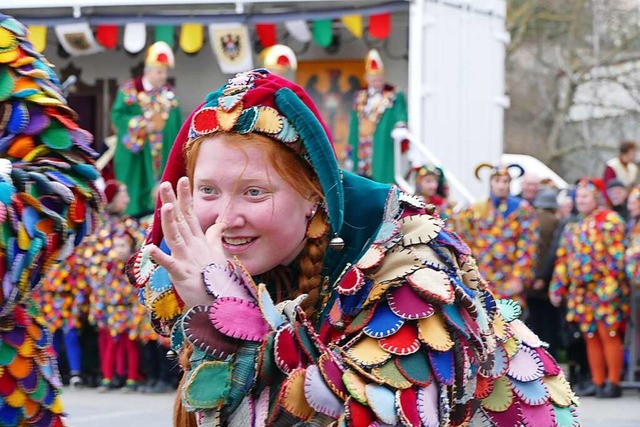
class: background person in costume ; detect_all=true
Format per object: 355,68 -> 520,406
603,140 -> 638,187
348,49 -> 408,184
259,44 -> 297,80
111,41 -> 182,218
127,69 -> 578,426
408,163 -> 453,222
0,14 -> 101,425
456,163 -> 539,303
550,178 -> 629,398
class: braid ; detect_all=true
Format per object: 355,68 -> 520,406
296,212 -> 329,319
174,344 -> 197,427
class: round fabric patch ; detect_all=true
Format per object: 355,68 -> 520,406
40,123 -> 71,150
372,359 -> 412,389
337,266 -> 365,296
303,365 -> 343,418
407,268 -> 454,304
428,349 -> 454,386
345,398 -> 376,427
346,336 -> 390,368
387,283 -> 435,320
183,360 -> 232,409
363,301 -> 405,339
395,351 -> 432,386
543,374 -> 575,408
417,383 -> 439,427
519,400 -> 555,426
510,319 -> 544,348
343,369 -> 368,404
318,352 -> 348,400
552,405 -> 580,427
274,325 -> 303,374
535,347 -> 561,376
496,299 -> 522,323
150,290 -> 181,321
149,266 -> 172,293
417,313 -> 453,351
183,305 -> 239,359
209,296 -> 268,342
379,323 -> 420,355
481,376 -> 513,412
400,214 -> 442,246
356,245 -> 385,271
510,377 -> 549,406
506,346 -> 544,382
191,107 -> 219,136
398,387 -> 421,427
280,368 -> 314,420
254,106 -> 283,134
364,383 -> 398,425
374,220 -> 401,246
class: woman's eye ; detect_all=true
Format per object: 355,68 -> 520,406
247,188 -> 263,197
199,186 -> 214,195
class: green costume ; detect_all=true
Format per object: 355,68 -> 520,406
111,77 -> 181,217
348,85 -> 407,184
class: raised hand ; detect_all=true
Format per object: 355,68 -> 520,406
148,177 -> 227,307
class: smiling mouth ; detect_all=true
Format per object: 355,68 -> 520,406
222,237 -> 256,246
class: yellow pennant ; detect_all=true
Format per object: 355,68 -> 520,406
180,23 -> 204,54
341,15 -> 363,38
28,25 -> 47,53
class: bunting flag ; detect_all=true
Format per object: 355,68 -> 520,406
96,24 -> 118,49
255,23 -> 277,48
27,25 -> 46,52
284,20 -> 311,43
123,22 -> 146,54
180,23 -> 204,54
341,15 -> 363,38
54,22 -> 103,56
369,13 -> 391,39
208,23 -> 253,74
155,25 -> 175,48
312,19 -> 333,47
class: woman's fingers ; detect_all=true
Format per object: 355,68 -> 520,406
176,177 -> 203,237
148,244 -> 183,280
160,203 -> 188,258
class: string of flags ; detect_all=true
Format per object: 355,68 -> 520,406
26,13 -> 392,68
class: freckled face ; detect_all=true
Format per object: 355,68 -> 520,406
192,135 -> 315,275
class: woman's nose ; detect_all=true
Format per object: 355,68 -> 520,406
216,201 -> 245,228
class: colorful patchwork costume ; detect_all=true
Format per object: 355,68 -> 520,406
129,70 -> 579,426
110,42 -> 181,217
456,164 -> 539,303
0,15 -> 100,425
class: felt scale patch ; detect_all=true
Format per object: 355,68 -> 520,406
481,376 -> 513,412
417,313 -> 453,351
149,265 -> 172,293
274,325 -> 304,374
519,400 -> 556,427
345,398 -> 376,427
149,290 -> 181,321
318,353 -> 348,400
397,387 -> 421,427
356,244 -> 385,271
337,266 -> 365,295
209,296 -> 269,341
362,301 -> 405,339
503,336 -> 520,358
183,305 -> 238,359
257,283 -> 284,331
379,323 -> 420,355
202,263 -> 251,300
346,336 -> 391,368
552,405 -> 580,427
543,374 -> 576,408
372,246 -> 421,284
387,283 -> 435,320
428,349 -> 454,386
371,359 -> 412,389
474,374 -> 494,400
280,368 -> 314,420
303,365 -> 343,418
484,401 -> 521,425
183,360 -> 232,409
407,268 -> 454,304
373,220 -> 401,247
343,369 -> 368,404
400,214 -> 442,246
399,192 -> 427,209
306,212 -> 329,239
535,347 -> 561,376
510,319 -> 544,348
417,383 -> 439,427
364,383 -> 398,425
506,346 -> 544,382
495,299 -> 522,323
509,377 -> 549,406
344,302 -> 377,335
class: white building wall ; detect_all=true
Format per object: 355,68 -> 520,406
409,0 -> 508,202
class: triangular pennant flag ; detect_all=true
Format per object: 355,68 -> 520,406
54,22 -> 103,56
155,25 -> 175,48
208,23 -> 253,74
284,20 -> 311,43
123,22 -> 147,54
96,25 -> 118,49
255,23 -> 277,48
369,13 -> 391,40
180,23 -> 204,54
27,25 -> 47,53
341,15 -> 363,38
312,20 -> 333,47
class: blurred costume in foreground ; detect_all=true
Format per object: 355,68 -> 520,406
129,70 -> 578,426
457,163 -> 539,303
111,41 -> 181,217
0,15 -> 100,425
348,49 -> 407,184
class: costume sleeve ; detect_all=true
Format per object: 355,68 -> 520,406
111,88 -> 147,153
596,212 -> 626,302
625,231 -> 640,285
393,91 -> 408,127
603,165 -> 616,185
511,206 -> 539,285
144,191 -> 577,425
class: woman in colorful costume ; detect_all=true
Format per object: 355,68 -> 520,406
129,70 -> 578,426
409,164 -> 452,221
550,178 -> 629,398
0,15 -> 100,425
456,163 -> 539,304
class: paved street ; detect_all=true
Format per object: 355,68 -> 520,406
60,386 -> 640,427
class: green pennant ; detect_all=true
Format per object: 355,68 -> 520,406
312,19 -> 333,47
155,25 -> 175,48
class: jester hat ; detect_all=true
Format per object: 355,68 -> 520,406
365,49 -> 384,75
474,162 -> 525,182
0,14 -> 101,316
147,69 -> 343,246
145,41 -> 175,68
260,44 -> 297,73
575,177 -> 610,207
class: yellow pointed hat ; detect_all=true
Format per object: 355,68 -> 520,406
145,41 -> 175,68
260,44 -> 297,72
365,49 -> 384,75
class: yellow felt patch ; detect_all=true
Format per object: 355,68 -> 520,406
543,373 -> 576,407
417,313 -> 453,351
306,212 -> 329,239
503,336 -> 520,358
255,106 -> 283,134
281,368 -> 315,420
217,102 -> 243,131
6,388 -> 26,408
51,395 -> 64,414
346,336 -> 391,367
492,314 -> 507,341
482,376 -> 513,412
151,290 -> 181,321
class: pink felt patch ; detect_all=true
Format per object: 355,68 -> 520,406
507,346 -> 544,382
485,402 -> 521,425
388,284 -> 435,320
209,297 -> 269,341
417,383 -> 439,427
318,353 -> 348,400
519,400 -> 556,427
535,347 -> 561,376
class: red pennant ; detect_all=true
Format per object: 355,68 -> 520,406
369,13 -> 391,39
96,25 -> 118,49
255,23 -> 277,48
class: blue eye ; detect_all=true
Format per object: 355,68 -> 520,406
199,186 -> 214,195
247,188 -> 263,197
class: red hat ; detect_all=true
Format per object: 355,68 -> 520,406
103,179 -> 122,204
576,177 -> 610,206
148,69 -> 343,246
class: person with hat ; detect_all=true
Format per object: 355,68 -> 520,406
348,49 -> 408,184
0,14 -> 101,424
409,164 -> 453,222
127,69 -> 577,425
259,44 -> 297,80
550,178 -> 629,398
603,140 -> 638,187
606,178 -> 630,221
456,163 -> 539,304
111,41 -> 182,218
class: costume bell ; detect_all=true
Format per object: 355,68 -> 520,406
111,41 -> 182,217
456,163 -> 539,302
